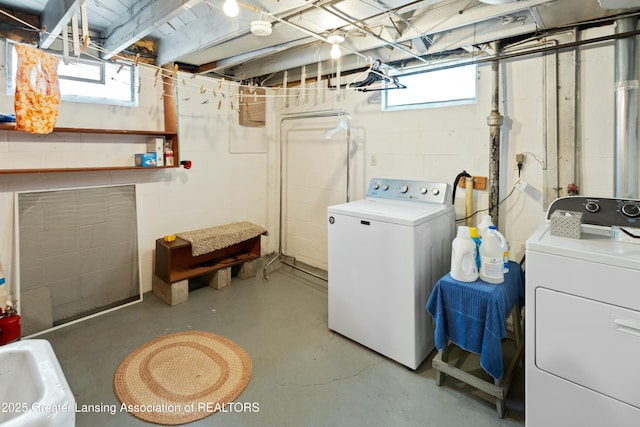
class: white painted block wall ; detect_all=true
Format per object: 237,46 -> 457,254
0,59 -> 269,297
269,25 -> 619,269
0,23 -> 624,303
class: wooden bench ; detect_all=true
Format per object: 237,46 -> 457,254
152,225 -> 264,306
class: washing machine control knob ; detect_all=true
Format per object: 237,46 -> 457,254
382,184 -> 389,191
621,202 -> 640,218
584,201 -> 600,213
372,183 -> 380,190
420,187 -> 428,194
400,184 -> 409,193
432,188 -> 440,196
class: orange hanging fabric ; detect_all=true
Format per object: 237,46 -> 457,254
14,45 -> 60,134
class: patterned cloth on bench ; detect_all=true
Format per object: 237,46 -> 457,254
176,221 -> 267,257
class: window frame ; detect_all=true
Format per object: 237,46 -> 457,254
382,62 -> 478,112
6,41 -> 138,107
57,57 -> 106,84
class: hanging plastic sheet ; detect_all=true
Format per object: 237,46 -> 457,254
14,45 -> 60,134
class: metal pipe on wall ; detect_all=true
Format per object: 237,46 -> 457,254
487,41 -> 504,226
263,110 -> 352,281
614,17 -> 640,199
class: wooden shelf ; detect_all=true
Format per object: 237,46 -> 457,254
155,236 -> 261,284
0,123 -> 175,136
0,70 -> 179,174
0,165 -> 178,174
170,254 -> 259,283
0,125 -> 179,174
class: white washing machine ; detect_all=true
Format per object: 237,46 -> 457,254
327,178 -> 455,370
525,196 -> 640,427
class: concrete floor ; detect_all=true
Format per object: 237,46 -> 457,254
39,263 -> 525,427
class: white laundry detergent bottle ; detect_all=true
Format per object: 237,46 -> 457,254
479,225 -> 506,284
477,215 -> 494,239
450,226 -> 479,282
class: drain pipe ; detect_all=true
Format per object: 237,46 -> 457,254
487,41 -> 504,226
614,17 -> 639,199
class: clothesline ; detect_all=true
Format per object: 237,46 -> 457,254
0,6 -> 379,108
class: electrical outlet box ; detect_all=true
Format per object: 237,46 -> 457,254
457,176 -> 487,190
516,153 -> 525,163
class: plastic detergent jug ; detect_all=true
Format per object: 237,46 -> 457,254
477,215 -> 494,239
469,226 -> 482,271
450,226 -> 479,282
480,225 -> 506,284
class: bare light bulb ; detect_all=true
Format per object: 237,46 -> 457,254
223,0 -> 239,17
330,43 -> 341,59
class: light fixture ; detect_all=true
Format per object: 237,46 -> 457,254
223,0 -> 239,17
327,33 -> 345,60
251,20 -> 272,36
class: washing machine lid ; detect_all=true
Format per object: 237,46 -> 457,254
328,198 -> 452,226
526,223 -> 640,271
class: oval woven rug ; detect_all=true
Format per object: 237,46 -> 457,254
114,330 -> 252,425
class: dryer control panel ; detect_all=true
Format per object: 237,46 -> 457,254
546,196 -> 640,227
367,178 -> 451,206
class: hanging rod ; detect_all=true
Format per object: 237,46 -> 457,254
263,109 -> 352,281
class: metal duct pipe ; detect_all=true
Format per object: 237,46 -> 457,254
614,17 -> 640,199
488,41 -> 503,226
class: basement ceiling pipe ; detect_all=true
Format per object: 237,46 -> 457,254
488,41 -> 504,226
615,17 -> 640,199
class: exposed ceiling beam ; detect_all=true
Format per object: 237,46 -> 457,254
181,0 -> 556,79
0,7 -> 40,45
403,0 -> 556,45
156,0 -> 319,66
156,12 -> 248,66
101,0 -> 202,59
231,14 -> 541,79
205,38 -> 318,74
39,0 -> 86,48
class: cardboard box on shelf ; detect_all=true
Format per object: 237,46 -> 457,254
146,137 -> 164,166
135,153 -> 157,167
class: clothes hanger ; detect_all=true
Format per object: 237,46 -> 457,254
346,59 -> 407,92
356,75 -> 407,92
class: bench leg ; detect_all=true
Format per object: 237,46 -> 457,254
152,275 -> 188,306
202,267 -> 231,290
237,259 -> 257,279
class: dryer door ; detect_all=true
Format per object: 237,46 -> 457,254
536,287 -> 640,409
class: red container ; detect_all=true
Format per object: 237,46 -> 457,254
0,314 -> 20,345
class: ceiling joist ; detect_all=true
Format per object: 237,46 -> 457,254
39,0 -> 86,48
101,0 -> 202,59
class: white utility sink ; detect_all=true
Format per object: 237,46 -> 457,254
0,339 -> 75,426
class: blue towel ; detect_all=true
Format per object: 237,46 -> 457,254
426,261 -> 524,379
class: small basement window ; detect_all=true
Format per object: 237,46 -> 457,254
383,63 -> 477,111
6,41 -> 138,107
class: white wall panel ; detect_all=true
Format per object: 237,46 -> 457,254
274,25 -> 618,265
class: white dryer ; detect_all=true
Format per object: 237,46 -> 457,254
327,178 -> 455,370
525,196 -> 640,427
